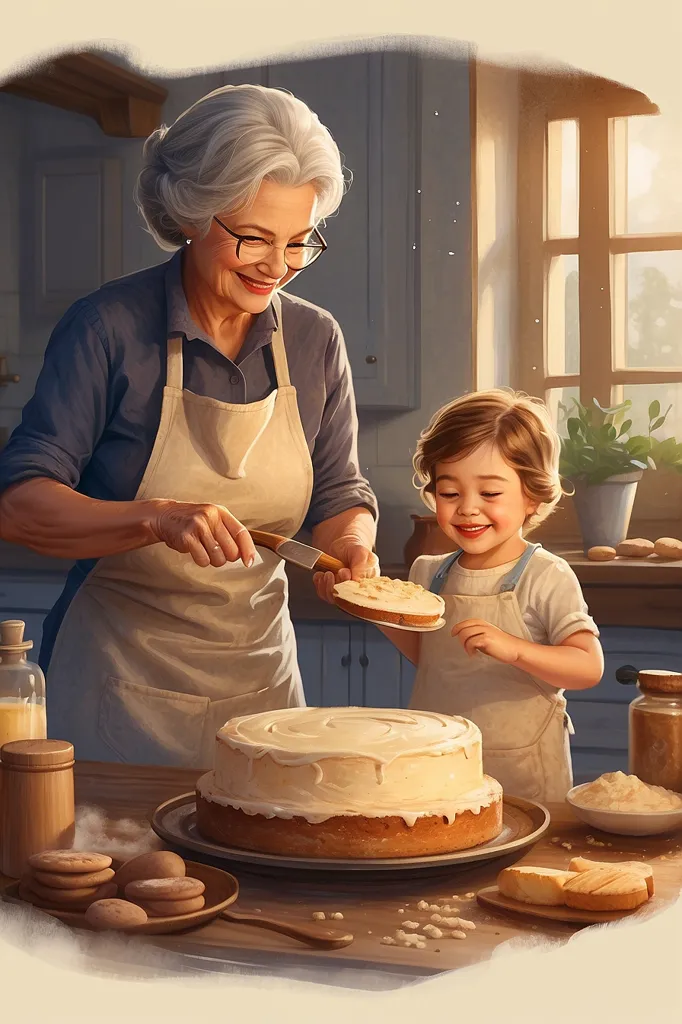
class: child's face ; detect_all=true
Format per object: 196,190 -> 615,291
433,443 -> 538,557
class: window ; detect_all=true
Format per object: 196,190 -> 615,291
516,75 -> 682,442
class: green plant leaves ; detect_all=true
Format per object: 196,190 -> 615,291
559,395 -> 681,483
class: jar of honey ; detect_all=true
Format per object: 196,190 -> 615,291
0,619 -> 47,750
618,667 -> 682,793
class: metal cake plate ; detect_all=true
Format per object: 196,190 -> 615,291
151,793 -> 550,876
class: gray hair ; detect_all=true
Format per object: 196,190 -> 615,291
134,84 -> 348,251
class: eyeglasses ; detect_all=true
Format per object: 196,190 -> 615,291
213,217 -> 327,270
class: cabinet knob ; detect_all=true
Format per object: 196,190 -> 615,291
359,654 -> 369,668
365,355 -> 377,364
341,654 -> 351,668
615,664 -> 639,685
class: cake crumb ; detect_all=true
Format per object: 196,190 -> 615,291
430,913 -> 442,923
450,894 -> 460,900
402,920 -> 420,930
330,912 -> 344,920
457,918 -> 476,931
464,892 -> 475,899
381,936 -> 396,945
449,929 -> 467,939
367,930 -> 372,934
561,842 -> 572,850
312,912 -> 325,920
423,924 -> 443,939
440,916 -> 460,928
397,908 -> 405,914
417,900 -> 429,910
550,836 -> 561,844
428,903 -> 441,911
396,929 -> 426,948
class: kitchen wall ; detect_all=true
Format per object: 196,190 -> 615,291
0,53 -> 477,564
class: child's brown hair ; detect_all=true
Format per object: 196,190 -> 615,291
412,389 -> 566,531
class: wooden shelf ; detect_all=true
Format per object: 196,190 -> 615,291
0,52 -> 168,137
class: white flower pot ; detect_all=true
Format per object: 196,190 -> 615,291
571,470 -> 643,553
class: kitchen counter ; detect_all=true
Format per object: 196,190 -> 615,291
1,761 -> 680,979
1,540 -> 681,628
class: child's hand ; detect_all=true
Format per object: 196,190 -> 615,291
451,619 -> 521,664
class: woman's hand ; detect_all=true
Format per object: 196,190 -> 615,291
313,537 -> 380,605
150,499 -> 257,568
451,619 -> 521,664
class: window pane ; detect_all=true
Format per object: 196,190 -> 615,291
613,251 -> 682,369
547,120 -> 579,238
612,115 -> 682,235
619,383 -> 682,440
547,254 -> 580,374
546,386 -> 581,439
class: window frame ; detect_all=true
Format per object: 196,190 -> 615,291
515,71 -> 682,416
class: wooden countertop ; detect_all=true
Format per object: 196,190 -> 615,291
1,540 -> 681,628
2,762 -> 680,978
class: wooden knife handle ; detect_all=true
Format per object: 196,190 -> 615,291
221,908 -> 353,949
313,552 -> 346,573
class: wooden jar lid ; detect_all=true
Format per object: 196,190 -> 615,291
0,739 -> 74,767
638,670 -> 682,695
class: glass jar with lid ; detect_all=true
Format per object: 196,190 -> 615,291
617,665 -> 682,793
0,619 -> 47,754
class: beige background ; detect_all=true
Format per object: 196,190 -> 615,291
0,1 -> 681,1019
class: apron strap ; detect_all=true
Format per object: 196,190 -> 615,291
166,335 -> 184,390
428,550 -> 463,595
427,541 -> 542,595
270,291 -> 292,388
499,542 -> 542,592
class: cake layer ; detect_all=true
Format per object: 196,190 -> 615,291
195,782 -> 504,858
333,577 -> 445,618
209,707 -> 489,826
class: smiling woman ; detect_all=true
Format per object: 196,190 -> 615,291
0,84 -> 379,769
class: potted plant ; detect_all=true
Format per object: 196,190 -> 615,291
558,397 -> 682,552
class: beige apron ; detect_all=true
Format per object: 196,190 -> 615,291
46,291 -> 313,768
409,543 -> 574,803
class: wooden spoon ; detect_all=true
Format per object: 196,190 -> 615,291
221,908 -> 353,949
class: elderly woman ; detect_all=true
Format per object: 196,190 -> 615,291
0,84 -> 379,768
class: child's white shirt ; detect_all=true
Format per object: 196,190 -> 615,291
408,545 -> 599,645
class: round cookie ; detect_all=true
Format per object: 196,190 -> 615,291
23,881 -> 117,910
27,877 -> 112,904
85,899 -> 149,930
27,850 -> 112,874
615,538 -> 654,558
654,537 -> 682,560
124,876 -> 205,902
139,894 -> 206,917
587,546 -> 617,561
113,850 -> 186,890
33,867 -> 115,890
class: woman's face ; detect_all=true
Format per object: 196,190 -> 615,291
184,180 -> 319,315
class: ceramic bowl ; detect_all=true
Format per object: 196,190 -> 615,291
566,783 -> 682,836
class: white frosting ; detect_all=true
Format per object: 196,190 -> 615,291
202,707 -> 500,826
333,577 -> 445,618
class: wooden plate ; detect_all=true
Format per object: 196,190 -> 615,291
476,885 -> 657,925
3,860 -> 239,935
151,793 -> 550,875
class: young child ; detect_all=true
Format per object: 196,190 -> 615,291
383,389 -> 603,803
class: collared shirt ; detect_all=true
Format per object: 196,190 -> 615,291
0,249 -> 378,668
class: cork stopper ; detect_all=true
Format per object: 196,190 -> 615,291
0,739 -> 74,768
638,669 -> 682,695
0,620 -> 33,654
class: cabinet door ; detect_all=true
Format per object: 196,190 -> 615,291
293,622 -> 353,706
356,626 -> 417,708
266,53 -> 418,409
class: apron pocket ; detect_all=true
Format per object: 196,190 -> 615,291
483,744 -> 546,802
98,677 -> 209,768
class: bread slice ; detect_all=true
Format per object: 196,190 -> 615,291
563,868 -> 649,912
497,865 -> 578,906
568,856 -> 655,897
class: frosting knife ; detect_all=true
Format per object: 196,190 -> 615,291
249,530 -> 345,573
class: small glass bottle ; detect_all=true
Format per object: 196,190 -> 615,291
618,666 -> 682,792
0,619 -> 47,753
